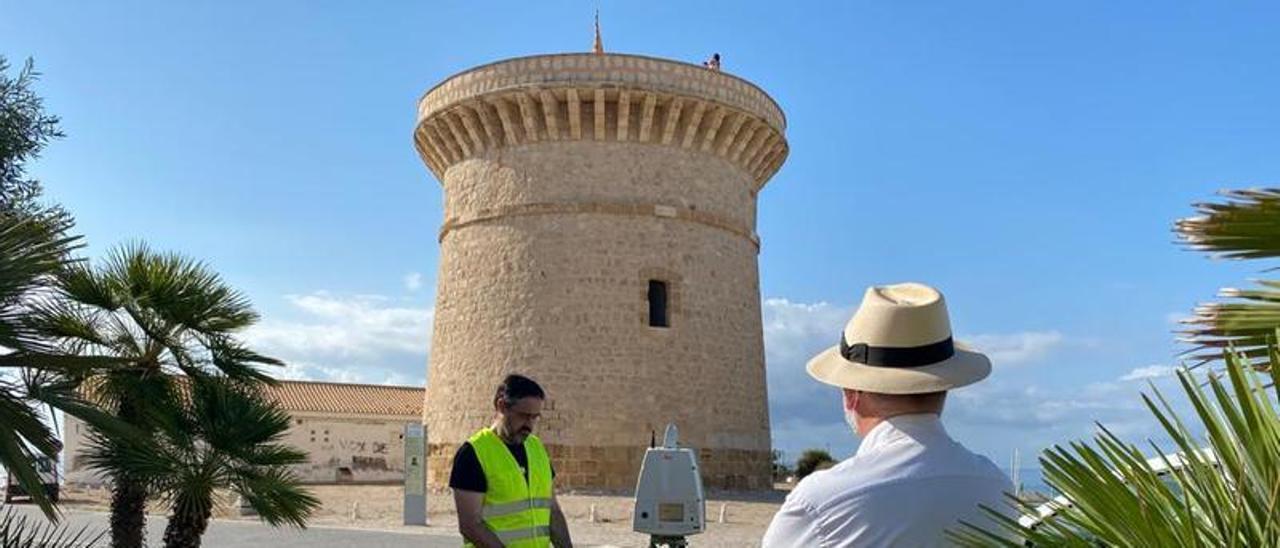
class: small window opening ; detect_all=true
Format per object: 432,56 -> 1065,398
648,280 -> 669,328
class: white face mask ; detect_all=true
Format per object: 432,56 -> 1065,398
844,389 -> 865,437
844,406 -> 861,438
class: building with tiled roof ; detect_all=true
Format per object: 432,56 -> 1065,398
264,379 -> 424,417
63,379 -> 426,485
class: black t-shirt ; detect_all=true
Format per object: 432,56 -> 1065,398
448,441 -> 555,493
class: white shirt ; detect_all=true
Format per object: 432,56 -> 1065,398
762,414 -> 1014,548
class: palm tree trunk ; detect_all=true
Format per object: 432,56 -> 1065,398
109,477 -> 147,548
109,395 -> 147,548
162,499 -> 212,548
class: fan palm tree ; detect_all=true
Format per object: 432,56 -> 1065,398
950,344 -> 1280,546
1176,188 -> 1280,369
85,374 -> 317,548
26,243 -> 283,548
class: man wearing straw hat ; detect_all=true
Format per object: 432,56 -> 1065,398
762,283 -> 1013,547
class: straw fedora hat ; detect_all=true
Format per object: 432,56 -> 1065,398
806,282 -> 991,394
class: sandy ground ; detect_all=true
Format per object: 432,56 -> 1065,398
59,484 -> 788,547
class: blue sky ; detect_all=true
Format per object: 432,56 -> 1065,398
5,2 -> 1279,469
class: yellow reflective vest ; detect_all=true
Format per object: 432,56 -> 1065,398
464,427 -> 553,548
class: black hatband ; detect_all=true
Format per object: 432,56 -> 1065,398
839,335 -> 955,368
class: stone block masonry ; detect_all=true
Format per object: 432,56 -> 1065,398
416,53 -> 788,491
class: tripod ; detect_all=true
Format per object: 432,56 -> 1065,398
648,535 -> 688,548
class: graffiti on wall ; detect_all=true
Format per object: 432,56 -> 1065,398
289,419 -> 408,482
352,456 -> 389,470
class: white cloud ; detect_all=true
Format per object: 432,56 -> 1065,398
403,272 -> 424,292
943,376 -> 1182,465
962,331 -> 1064,366
1120,365 -> 1176,382
276,360 -> 421,386
950,381 -> 1145,431
244,292 -> 431,386
761,298 -> 850,369
761,298 -> 853,424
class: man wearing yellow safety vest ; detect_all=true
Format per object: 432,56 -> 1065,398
451,374 -> 573,547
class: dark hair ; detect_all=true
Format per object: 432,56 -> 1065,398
495,374 -> 545,406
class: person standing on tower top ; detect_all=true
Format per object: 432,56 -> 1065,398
703,53 -> 721,70
451,374 -> 573,547
762,283 -> 1014,547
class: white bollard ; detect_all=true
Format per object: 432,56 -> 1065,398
351,501 -> 359,521
589,504 -> 597,523
718,503 -> 727,524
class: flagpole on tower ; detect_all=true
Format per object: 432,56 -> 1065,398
593,10 -> 605,54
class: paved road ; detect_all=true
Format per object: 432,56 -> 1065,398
4,505 -> 461,547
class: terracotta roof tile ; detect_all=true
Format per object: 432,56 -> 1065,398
265,380 -> 424,417
81,377 -> 424,418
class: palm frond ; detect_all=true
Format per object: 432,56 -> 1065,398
0,390 -> 57,516
242,444 -> 309,468
1177,188 -> 1280,370
234,466 -> 319,528
0,213 -> 79,353
0,507 -> 103,548
1179,286 -> 1280,369
188,376 -> 292,450
205,337 -> 282,384
1176,188 -> 1280,261
0,352 -> 127,373
54,262 -> 120,312
951,344 -> 1280,546
180,376 -> 316,528
25,378 -> 147,445
102,243 -> 259,337
21,297 -> 123,358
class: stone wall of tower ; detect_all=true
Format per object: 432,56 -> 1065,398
417,54 -> 788,491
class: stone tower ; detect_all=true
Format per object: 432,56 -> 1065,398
414,53 -> 788,490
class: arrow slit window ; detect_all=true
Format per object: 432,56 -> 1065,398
648,280 -> 669,328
